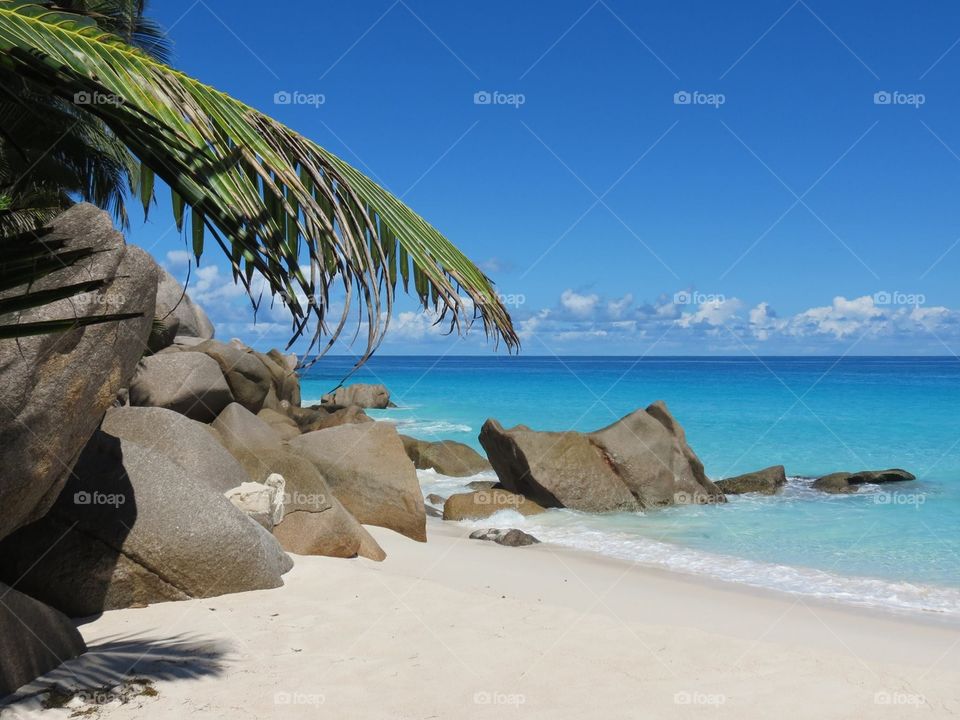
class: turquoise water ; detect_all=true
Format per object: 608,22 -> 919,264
302,356 -> 960,615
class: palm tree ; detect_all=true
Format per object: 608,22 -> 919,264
0,1 -> 518,358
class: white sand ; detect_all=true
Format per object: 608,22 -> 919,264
4,519 -> 960,719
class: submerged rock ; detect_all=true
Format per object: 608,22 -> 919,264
479,401 -> 723,512
469,528 -> 540,547
400,435 -> 492,476
442,490 -> 546,521
716,465 -> 787,495
812,468 -> 915,494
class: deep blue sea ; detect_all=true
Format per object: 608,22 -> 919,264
301,356 -> 960,616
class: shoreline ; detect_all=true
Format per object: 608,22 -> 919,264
5,521 -> 959,718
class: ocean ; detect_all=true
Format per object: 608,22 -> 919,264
301,356 -> 960,617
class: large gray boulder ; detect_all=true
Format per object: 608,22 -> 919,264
234,449 -> 385,560
479,402 -> 724,512
156,266 -> 214,339
186,339 -> 274,413
401,435 -> 492,476
212,402 -> 284,456
301,404 -> 372,432
128,352 -> 234,422
322,383 -> 391,409
716,465 -> 787,495
0,582 -> 86,697
258,349 -> 301,407
0,431 -> 292,617
101,406 -> 251,492
288,423 -> 425,541
0,204 -> 156,542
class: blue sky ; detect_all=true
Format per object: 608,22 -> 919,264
129,0 -> 960,355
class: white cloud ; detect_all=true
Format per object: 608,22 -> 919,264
677,298 -> 743,328
560,289 -> 599,317
607,293 -> 634,318
165,250 -> 192,270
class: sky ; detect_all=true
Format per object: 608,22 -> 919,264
128,0 -> 960,356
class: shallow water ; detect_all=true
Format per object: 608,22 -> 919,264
302,356 -> 960,615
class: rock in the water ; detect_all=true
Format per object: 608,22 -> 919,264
467,480 -> 498,491
400,435 -> 492,476
812,473 -> 858,494
716,465 -> 787,495
812,468 -> 915,494
225,475 -> 285,529
301,404 -> 372,432
469,528 -> 540,547
0,431 -> 292,617
322,383 -> 391,409
155,266 -> 214,339
235,449 -> 385,561
0,582 -> 86,697
479,401 -> 723,512
442,490 -> 546,521
212,402 -> 284,456
0,204 -> 156,541
426,493 -> 446,506
101,406 -> 251,493
288,423 -> 425,541
185,339 -> 274,413
128,352 -> 233,422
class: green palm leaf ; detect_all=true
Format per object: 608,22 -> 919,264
0,0 -> 519,362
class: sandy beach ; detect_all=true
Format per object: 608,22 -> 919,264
4,519 -> 958,719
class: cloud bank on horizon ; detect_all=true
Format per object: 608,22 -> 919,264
164,251 -> 958,356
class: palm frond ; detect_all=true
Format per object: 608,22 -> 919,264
0,1 -> 518,362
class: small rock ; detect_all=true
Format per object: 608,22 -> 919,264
469,528 -> 540,547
